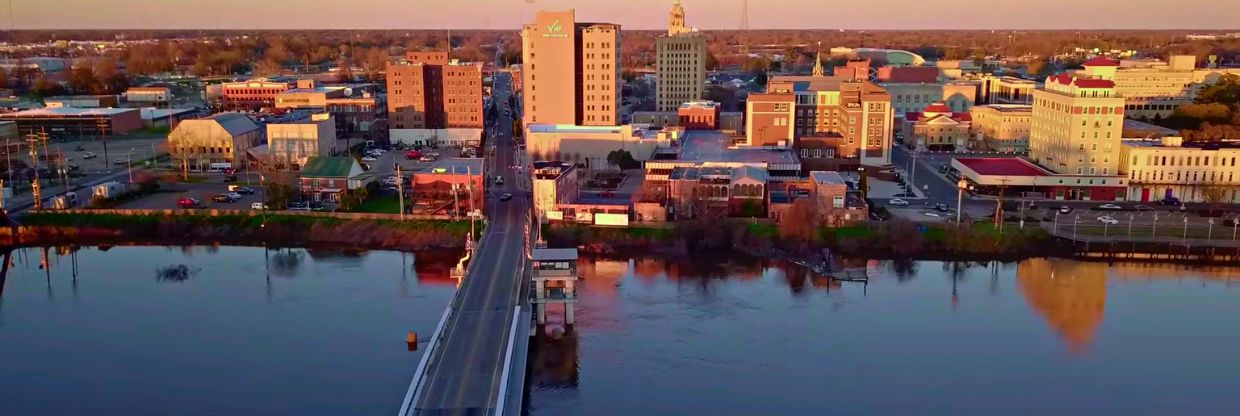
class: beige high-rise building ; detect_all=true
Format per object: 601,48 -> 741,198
1029,74 -> 1125,177
521,10 -> 621,127
970,104 -> 1032,152
656,0 -> 706,112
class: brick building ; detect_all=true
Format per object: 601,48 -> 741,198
386,51 -> 484,130
521,10 -> 622,126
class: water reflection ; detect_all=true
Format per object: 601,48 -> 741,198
531,255 -> 1240,416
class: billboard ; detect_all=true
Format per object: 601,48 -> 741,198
593,213 -> 629,227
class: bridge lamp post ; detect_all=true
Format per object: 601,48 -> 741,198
1128,214 -> 1134,237
1103,218 -> 1110,237
1182,217 -> 1189,243
1233,215 -> 1238,243
1053,211 -> 1059,235
1207,218 -> 1214,241
1152,213 -> 1158,238
956,178 -> 967,225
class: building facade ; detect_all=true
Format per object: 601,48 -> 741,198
0,107 -> 142,138
1119,136 -> 1240,203
125,86 -> 172,106
521,10 -> 621,126
219,78 -> 295,111
655,0 -> 706,112
751,74 -> 894,166
166,113 -> 262,170
385,51 -> 484,130
970,104 -> 1032,152
904,102 -> 971,151
532,161 -> 580,219
1029,74 -> 1125,177
267,113 -> 337,170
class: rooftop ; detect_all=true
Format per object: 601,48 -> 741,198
199,112 -> 261,136
139,107 -> 196,120
422,157 -> 484,175
300,156 -> 357,178
531,248 -> 579,262
1122,119 -> 1179,137
810,170 -> 847,185
2,106 -> 137,117
975,104 -> 1033,112
677,130 -> 800,165
954,157 -> 1051,177
679,100 -> 720,110
527,123 -> 629,134
1083,57 -> 1121,67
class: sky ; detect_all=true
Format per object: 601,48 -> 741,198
9,0 -> 1240,30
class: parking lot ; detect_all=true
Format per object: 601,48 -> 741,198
114,183 -> 267,210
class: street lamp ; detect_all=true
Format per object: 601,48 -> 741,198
1128,214 -> 1134,238
1073,214 -> 1080,239
126,148 -> 134,184
1152,212 -> 1159,238
956,178 -> 968,225
1182,216 -> 1189,243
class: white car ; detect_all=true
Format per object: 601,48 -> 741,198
1097,216 -> 1119,225
251,202 -> 269,210
226,192 -> 243,200
1098,203 -> 1122,210
362,156 -> 377,162
888,198 -> 910,206
382,176 -> 400,185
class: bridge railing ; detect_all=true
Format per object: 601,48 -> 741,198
396,289 -> 458,416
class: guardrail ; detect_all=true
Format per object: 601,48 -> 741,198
494,306 -> 522,416
396,298 -> 455,416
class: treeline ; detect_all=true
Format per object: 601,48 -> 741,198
1162,74 -> 1240,140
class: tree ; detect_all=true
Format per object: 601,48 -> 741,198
0,66 -> 9,89
1195,73 -> 1240,108
31,76 -> 65,98
166,132 -> 207,180
68,61 -> 99,94
251,152 -> 299,208
738,199 -> 763,218
1170,103 -> 1233,129
778,198 -> 821,246
605,149 -> 640,170
253,59 -> 284,77
1202,185 -> 1229,214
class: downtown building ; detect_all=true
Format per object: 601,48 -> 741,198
745,53 -> 895,171
386,51 -> 484,147
521,9 -> 621,127
655,0 -> 706,112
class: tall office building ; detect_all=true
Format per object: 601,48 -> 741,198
522,10 -> 621,127
1029,74 -> 1125,177
386,51 -> 484,130
655,0 -> 707,112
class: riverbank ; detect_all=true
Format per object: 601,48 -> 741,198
544,220 -> 1067,259
7,211 -> 473,251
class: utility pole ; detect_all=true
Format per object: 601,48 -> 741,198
26,130 -> 47,210
96,117 -> 111,173
395,163 -> 405,221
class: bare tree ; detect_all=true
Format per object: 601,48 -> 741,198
1202,185 -> 1230,214
779,197 -> 822,244
166,132 -> 205,181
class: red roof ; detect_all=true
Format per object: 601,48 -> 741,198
1083,57 -> 1120,67
923,103 -> 952,114
952,112 -> 972,121
955,158 -> 1050,177
1048,74 -> 1074,85
1073,79 -> 1115,88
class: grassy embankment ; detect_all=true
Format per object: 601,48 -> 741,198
12,211 -> 473,250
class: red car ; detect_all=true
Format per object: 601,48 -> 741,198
405,150 -> 423,160
177,197 -> 202,208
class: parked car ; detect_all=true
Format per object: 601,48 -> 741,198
405,151 -> 423,160
82,152 -> 98,159
934,203 -> 950,212
74,145 -> 86,151
287,202 -> 311,211
251,202 -> 270,210
419,155 -> 436,162
1135,205 -> 1154,211
500,193 -> 513,201
494,176 -> 504,185
213,194 -> 238,203
228,186 -> 255,195
1097,216 -> 1119,225
223,175 -> 238,183
362,156 -> 377,162
1098,204 -> 1122,210
888,198 -> 909,206
177,198 -> 202,208
1159,197 -> 1182,206
112,158 -> 131,165
1059,206 -> 1072,214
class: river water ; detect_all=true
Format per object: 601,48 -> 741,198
528,256 -> 1240,416
0,246 -> 456,416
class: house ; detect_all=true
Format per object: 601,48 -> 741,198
298,156 -> 366,202
903,102 -> 972,151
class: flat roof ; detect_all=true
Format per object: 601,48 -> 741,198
527,123 -> 627,134
140,107 -> 197,120
531,248 -> 578,261
1122,119 -> 1179,136
2,107 -> 137,117
810,170 -> 847,185
677,130 -> 800,165
954,157 -> 1051,177
422,157 -> 484,175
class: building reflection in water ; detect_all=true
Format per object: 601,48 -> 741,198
530,328 -> 580,390
1016,258 -> 1109,353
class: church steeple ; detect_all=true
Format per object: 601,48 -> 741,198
812,41 -> 825,76
668,0 -> 689,36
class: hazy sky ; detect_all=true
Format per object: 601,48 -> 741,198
10,0 -> 1240,30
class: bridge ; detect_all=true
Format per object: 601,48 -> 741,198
397,72 -> 534,416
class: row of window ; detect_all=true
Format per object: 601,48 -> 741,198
1135,154 -> 1239,167
1131,170 -> 1236,183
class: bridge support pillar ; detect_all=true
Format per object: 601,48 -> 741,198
531,248 -> 579,328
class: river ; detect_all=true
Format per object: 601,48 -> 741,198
0,245 -> 456,416
527,256 -> 1240,416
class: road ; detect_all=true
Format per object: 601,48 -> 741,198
411,71 -> 531,415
